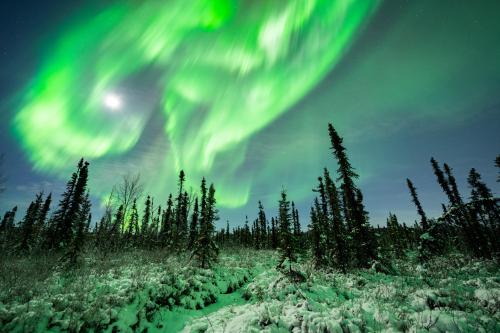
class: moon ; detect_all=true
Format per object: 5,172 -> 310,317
103,93 -> 123,111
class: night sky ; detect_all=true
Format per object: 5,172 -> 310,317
1,0 -> 499,228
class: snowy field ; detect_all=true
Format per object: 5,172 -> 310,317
0,250 -> 498,332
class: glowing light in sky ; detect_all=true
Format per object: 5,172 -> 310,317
12,0 -> 380,207
103,93 -> 123,111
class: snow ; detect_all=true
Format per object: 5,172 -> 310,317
182,254 -> 500,333
0,251 -> 498,332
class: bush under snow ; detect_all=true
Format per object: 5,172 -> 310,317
0,251 -> 498,332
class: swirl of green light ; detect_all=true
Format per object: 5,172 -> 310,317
13,0 -> 379,207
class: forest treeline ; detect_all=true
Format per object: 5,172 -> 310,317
0,124 -> 499,273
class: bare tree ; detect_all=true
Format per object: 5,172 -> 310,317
116,173 -> 144,231
103,186 -> 117,226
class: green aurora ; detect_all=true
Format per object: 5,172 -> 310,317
13,0 -> 380,208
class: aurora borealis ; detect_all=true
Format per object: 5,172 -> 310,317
1,0 -> 499,225
11,0 -> 379,207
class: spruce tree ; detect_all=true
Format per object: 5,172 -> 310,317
35,193 -> 51,242
406,179 -> 428,230
243,216 -> 250,246
258,201 -> 267,249
468,168 -> 499,220
0,206 -> 17,250
182,191 -> 189,242
37,193 -> 52,226
315,177 -> 331,257
468,168 -> 499,255
355,188 -> 376,260
128,199 -> 139,243
192,179 -> 219,268
291,202 -> 301,250
206,185 -> 219,240
18,193 -> 43,253
0,207 -> 16,234
0,211 -> 9,233
150,205 -> 161,245
324,168 -> 348,272
78,193 -> 91,232
48,158 -> 90,258
309,200 -> 324,267
141,196 -> 152,245
160,194 -> 173,246
433,160 -> 484,255
86,213 -> 92,235
252,219 -> 260,249
446,164 -> 489,258
328,123 -> 374,267
270,217 -> 278,249
65,194 -> 91,266
277,189 -> 296,274
64,159 -> 90,250
51,166 -> 78,249
443,163 -> 463,206
431,158 -> 455,205
316,177 -> 329,225
386,213 -> 404,257
55,159 -> 90,266
188,197 -> 199,248
66,204 -> 88,267
407,178 -> 439,261
174,170 -> 188,248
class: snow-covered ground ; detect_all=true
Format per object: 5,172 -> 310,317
184,254 -> 499,332
0,251 -> 498,332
